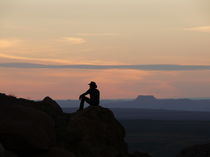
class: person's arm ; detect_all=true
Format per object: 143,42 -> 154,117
79,89 -> 90,100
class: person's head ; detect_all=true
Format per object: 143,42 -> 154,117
88,81 -> 97,89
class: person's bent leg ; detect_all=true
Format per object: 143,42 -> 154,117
84,98 -> 91,105
79,96 -> 91,111
79,98 -> 85,111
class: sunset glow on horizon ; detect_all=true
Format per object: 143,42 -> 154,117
1,0 -> 210,99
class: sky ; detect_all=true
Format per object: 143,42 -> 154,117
0,0 -> 210,99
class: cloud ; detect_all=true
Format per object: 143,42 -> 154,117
76,33 -> 118,37
1,62 -> 210,71
0,39 -> 21,48
0,53 -> 120,65
184,26 -> 210,32
0,53 -> 72,64
62,37 -> 87,45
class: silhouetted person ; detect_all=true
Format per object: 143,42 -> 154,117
78,81 -> 100,111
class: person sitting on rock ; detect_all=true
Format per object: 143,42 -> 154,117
78,81 -> 100,111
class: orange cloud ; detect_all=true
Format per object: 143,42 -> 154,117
184,26 -> 210,32
0,53 -> 72,64
0,53 -> 122,65
62,37 -> 87,45
76,33 -> 118,37
0,39 -> 21,48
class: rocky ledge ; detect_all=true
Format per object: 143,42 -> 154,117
0,93 -> 151,157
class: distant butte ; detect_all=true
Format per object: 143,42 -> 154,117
135,95 -> 157,101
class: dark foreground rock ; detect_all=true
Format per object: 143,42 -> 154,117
66,106 -> 128,157
0,93 -> 151,157
177,144 -> 210,157
0,105 -> 56,152
30,147 -> 75,157
130,152 -> 152,157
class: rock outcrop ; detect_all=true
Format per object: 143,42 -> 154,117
66,106 -> 127,157
0,93 -> 63,119
0,93 -> 151,157
0,105 -> 55,152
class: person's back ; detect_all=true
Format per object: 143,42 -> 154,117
89,88 -> 100,106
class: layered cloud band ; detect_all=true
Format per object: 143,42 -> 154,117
1,62 -> 210,71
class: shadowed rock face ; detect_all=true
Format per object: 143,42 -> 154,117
66,106 -> 127,157
0,105 -> 56,152
30,147 -> 75,157
0,93 -> 63,119
177,144 -> 210,157
130,152 -> 152,157
0,93 -> 151,157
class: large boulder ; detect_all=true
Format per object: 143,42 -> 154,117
36,97 -> 63,119
65,106 -> 128,157
0,105 -> 56,153
0,93 -> 63,119
42,97 -> 63,114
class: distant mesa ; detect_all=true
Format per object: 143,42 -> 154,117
135,95 -> 157,102
129,95 -> 210,112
